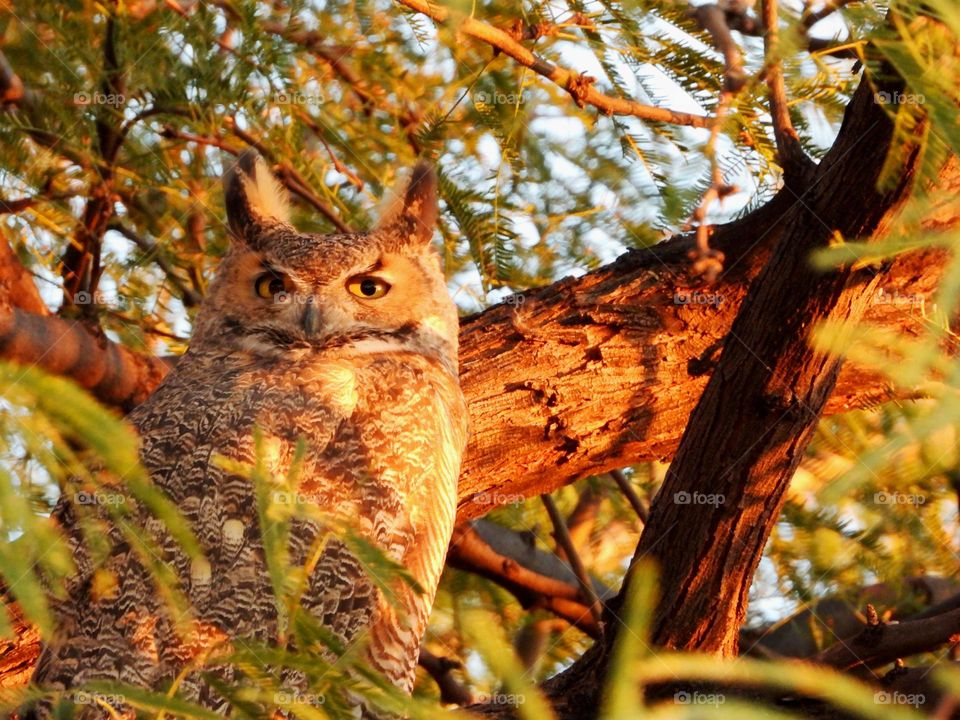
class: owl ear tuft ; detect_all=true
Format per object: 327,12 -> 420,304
223,150 -> 291,241
375,161 -> 438,247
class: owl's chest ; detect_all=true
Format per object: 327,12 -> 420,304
255,355 -> 442,440
135,351 -> 462,511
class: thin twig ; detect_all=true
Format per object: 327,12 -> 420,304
109,223 -> 202,307
159,125 -> 351,233
418,648 -> 474,706
690,4 -> 748,92
686,91 -> 735,283
395,0 -> 711,128
609,469 -> 649,524
295,111 -> 365,191
541,494 -> 604,630
761,0 -> 813,179
802,0 -> 855,30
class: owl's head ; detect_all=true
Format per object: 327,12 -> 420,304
191,151 -> 459,375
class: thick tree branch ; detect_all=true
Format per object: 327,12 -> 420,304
395,0 -> 711,128
0,186 -> 952,515
0,307 -> 172,412
528,55 -> 959,719
815,606 -> 960,671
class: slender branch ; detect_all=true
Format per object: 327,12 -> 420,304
542,495 -> 604,629
258,21 -> 426,154
561,486 -> 602,557
447,520 -> 603,637
686,91 -> 734,282
609,470 -> 649,524
761,0 -> 814,179
394,0 -> 711,128
227,119 -> 353,233
261,23 -> 377,110
59,14 -> 127,314
418,649 -> 474,706
689,6 -> 861,60
296,111 -> 365,191
690,4 -> 748,92
108,223 -> 202,308
802,0 -> 855,30
159,125 -> 351,233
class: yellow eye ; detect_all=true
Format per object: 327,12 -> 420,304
254,272 -> 289,300
347,276 -> 390,300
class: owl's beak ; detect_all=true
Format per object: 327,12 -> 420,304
300,299 -> 322,336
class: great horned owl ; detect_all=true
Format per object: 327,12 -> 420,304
24,152 -> 467,717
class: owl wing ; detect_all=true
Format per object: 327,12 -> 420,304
308,358 -> 468,694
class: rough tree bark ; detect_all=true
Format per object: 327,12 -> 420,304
634,78 -> 928,656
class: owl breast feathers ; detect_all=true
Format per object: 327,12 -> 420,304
25,152 -> 468,718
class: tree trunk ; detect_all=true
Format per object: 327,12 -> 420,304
531,68 -> 954,718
